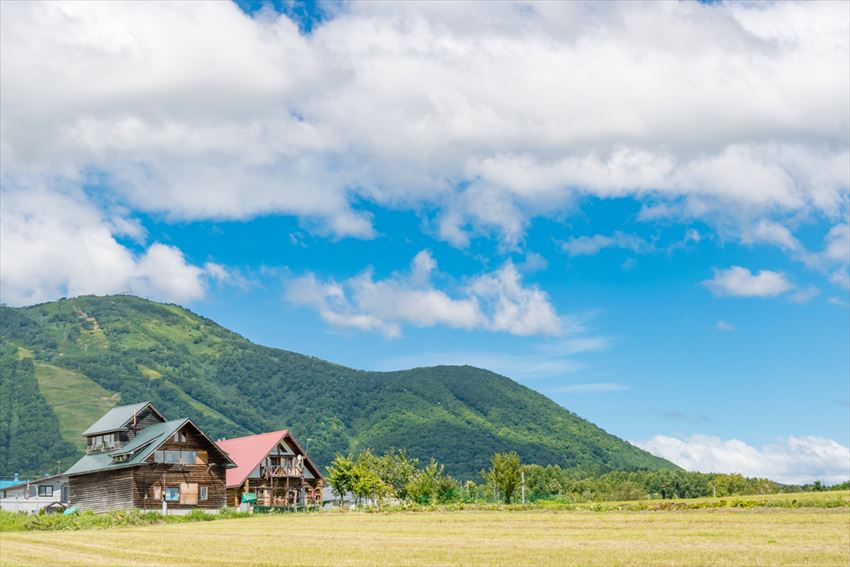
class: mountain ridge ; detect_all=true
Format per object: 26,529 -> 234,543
0,294 -> 676,478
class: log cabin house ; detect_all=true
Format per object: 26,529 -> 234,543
64,401 -> 235,513
217,430 -> 324,508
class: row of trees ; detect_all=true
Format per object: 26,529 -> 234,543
326,449 -> 460,505
327,449 -> 846,507
327,450 -> 544,506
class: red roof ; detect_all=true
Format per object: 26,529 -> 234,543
216,430 -> 322,488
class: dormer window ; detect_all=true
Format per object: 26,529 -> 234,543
87,432 -> 121,452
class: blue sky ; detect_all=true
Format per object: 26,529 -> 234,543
1,1 -> 848,483
130,194 -> 850,447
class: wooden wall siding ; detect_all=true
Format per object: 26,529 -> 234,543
133,422 -> 230,510
69,469 -> 135,513
126,410 -> 164,440
149,423 -> 224,458
227,487 -> 239,507
227,478 -> 323,507
132,465 -> 226,510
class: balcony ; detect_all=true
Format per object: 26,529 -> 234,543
261,462 -> 304,479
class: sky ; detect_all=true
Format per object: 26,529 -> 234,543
0,0 -> 848,484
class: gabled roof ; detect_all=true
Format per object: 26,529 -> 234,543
65,419 -> 236,477
67,419 -> 187,476
216,430 -> 323,488
81,401 -> 165,436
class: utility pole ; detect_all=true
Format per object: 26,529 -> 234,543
521,469 -> 526,504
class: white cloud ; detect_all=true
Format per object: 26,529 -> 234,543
379,331 -> 612,379
550,382 -> 630,394
824,223 -> 850,264
741,220 -> 803,253
1,1 -> 847,247
517,251 -> 548,273
821,224 -> 850,289
204,262 -> 253,290
789,285 -> 821,304
715,320 -> 735,332
636,434 -> 850,485
561,231 -> 650,256
704,266 -> 794,298
284,250 -> 562,337
466,262 -> 562,336
0,187 -> 223,306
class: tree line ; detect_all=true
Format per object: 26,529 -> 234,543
327,449 -> 849,506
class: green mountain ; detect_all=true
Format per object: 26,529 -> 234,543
0,295 -> 675,478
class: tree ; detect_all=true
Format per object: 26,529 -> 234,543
326,454 -> 355,506
484,451 -> 522,503
405,459 -> 457,504
357,448 -> 418,500
350,462 -> 391,505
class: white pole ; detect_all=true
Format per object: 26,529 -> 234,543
521,469 -> 526,505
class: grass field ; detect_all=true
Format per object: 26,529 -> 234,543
33,362 -> 118,450
2,502 -> 847,566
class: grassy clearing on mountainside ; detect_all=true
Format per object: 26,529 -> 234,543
33,362 -> 118,450
2,504 -> 847,567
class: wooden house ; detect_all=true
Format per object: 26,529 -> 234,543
65,401 -> 235,513
217,430 -> 324,508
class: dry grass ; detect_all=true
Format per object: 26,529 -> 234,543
2,507 -> 847,567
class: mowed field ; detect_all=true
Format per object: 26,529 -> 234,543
2,504 -> 848,567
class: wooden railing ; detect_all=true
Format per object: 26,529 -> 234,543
261,464 -> 304,478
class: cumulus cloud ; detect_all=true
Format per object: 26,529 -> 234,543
284,250 -> 562,337
1,1 -> 847,248
0,187 -> 224,306
824,223 -> 850,264
561,231 -> 651,256
703,266 -> 794,298
741,220 -> 803,253
822,224 -> 850,289
636,434 -> 850,485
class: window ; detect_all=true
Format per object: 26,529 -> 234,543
38,485 -> 53,497
172,431 -> 188,443
164,487 -> 180,501
88,433 -> 118,451
154,450 -> 197,464
199,486 -> 208,501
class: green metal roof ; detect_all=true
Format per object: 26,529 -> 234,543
81,401 -> 161,436
65,419 -> 189,476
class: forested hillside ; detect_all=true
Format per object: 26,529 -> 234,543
0,295 -> 675,478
